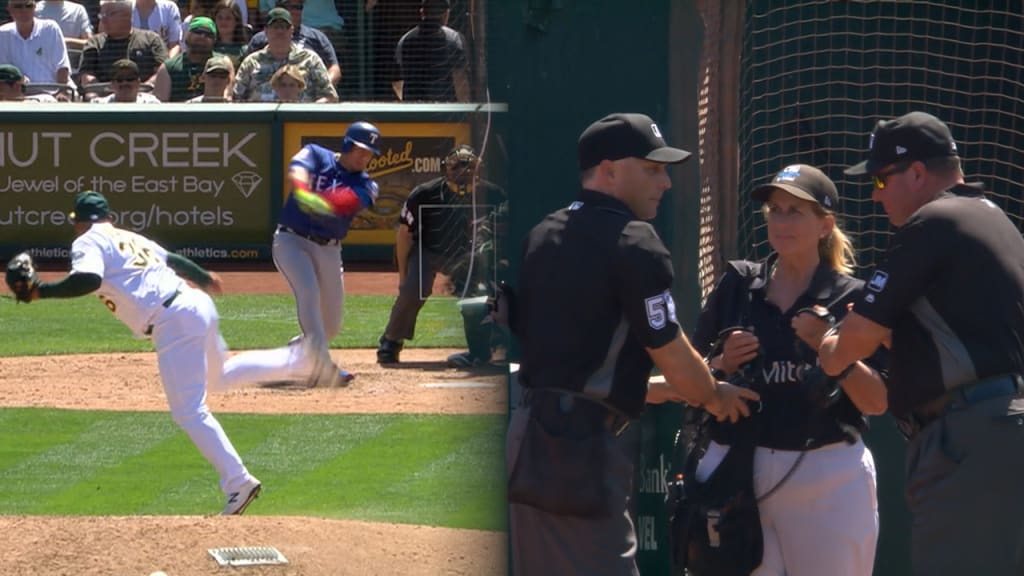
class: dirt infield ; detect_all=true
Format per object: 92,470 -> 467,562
0,268 -> 509,576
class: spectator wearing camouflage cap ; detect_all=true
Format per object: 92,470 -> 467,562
233,6 -> 336,102
185,54 -> 233,102
152,16 -> 224,101
91,58 -> 161,102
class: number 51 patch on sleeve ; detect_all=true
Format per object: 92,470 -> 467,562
645,290 -> 678,330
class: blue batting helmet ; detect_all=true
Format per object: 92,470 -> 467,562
342,121 -> 382,156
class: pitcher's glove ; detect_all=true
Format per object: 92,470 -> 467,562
6,252 -> 40,303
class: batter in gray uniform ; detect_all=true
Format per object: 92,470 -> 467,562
275,121 -> 381,385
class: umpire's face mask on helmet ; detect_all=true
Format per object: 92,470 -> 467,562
445,149 -> 478,189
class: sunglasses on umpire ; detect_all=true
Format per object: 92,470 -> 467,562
872,162 -> 913,190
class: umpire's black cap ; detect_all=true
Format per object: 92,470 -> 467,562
845,111 -> 959,176
751,164 -> 839,211
578,113 -> 691,171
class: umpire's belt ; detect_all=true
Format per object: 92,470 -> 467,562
522,388 -> 631,437
277,225 -> 341,247
897,373 -> 1024,438
143,290 -> 181,336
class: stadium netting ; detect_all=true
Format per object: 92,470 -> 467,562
737,0 -> 1024,275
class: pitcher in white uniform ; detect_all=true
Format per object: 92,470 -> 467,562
23,191 -> 330,515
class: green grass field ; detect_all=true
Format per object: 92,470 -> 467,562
0,293 -> 507,531
0,293 -> 468,356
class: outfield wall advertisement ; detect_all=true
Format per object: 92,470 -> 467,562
0,124 -> 273,260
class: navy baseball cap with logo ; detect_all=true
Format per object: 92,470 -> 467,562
751,164 -> 839,211
577,113 -> 691,171
845,111 -> 959,176
70,191 -> 111,223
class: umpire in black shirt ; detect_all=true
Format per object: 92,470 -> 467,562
377,144 -> 506,367
507,113 -> 759,576
815,111 -> 1024,575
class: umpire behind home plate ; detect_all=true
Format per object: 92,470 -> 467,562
505,113 -> 759,576
813,111 -> 1024,576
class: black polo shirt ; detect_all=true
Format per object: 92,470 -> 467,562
693,255 -> 878,448
400,177 -> 505,256
395,22 -> 467,102
856,183 -> 1024,417
516,189 -> 681,418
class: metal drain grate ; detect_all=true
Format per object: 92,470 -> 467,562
208,546 -> 288,567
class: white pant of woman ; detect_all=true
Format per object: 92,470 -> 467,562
697,438 -> 878,576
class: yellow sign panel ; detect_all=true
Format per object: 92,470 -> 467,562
282,122 -> 472,245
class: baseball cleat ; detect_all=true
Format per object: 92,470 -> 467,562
447,351 -> 486,369
377,336 -> 402,364
223,478 -> 261,515
338,368 -> 355,384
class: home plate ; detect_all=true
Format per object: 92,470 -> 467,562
421,382 -> 497,389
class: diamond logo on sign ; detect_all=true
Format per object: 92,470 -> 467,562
232,171 -> 262,198
651,123 -> 662,138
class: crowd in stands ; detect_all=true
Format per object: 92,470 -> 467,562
0,0 -> 475,103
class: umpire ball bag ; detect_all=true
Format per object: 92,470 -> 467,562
666,411 -> 763,576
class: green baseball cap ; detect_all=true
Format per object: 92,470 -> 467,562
188,16 -> 218,36
0,64 -> 24,82
265,7 -> 292,25
70,191 -> 111,223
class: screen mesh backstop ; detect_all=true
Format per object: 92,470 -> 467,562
737,0 -> 1024,274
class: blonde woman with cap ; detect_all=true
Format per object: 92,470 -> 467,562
686,164 -> 887,576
